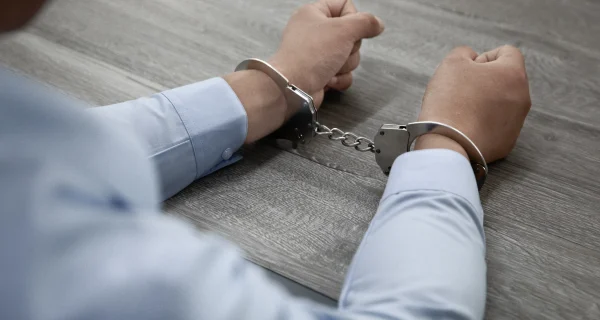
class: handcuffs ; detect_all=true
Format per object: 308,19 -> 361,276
236,59 -> 488,189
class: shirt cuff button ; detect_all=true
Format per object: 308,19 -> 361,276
221,148 -> 233,160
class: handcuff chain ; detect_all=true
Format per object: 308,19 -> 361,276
315,122 -> 376,153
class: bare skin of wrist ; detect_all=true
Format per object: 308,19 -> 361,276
222,70 -> 286,144
414,134 -> 468,160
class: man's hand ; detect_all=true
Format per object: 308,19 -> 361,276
270,0 -> 385,107
415,45 -> 532,162
225,0 -> 384,143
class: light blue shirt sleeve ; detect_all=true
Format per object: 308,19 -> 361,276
73,81 -> 488,319
338,149 -> 487,319
30,150 -> 486,320
89,77 -> 248,200
2,67 -> 486,320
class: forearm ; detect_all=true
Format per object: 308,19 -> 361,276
339,150 -> 487,319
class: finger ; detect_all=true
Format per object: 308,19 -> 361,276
326,77 -> 337,87
313,89 -> 325,109
474,49 -> 498,63
314,0 -> 355,17
338,12 -> 385,41
446,46 -> 478,61
338,51 -> 360,74
340,0 -> 358,16
476,45 -> 525,67
327,72 -> 353,91
351,40 -> 362,54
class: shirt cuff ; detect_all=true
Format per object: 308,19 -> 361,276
161,78 -> 248,180
382,149 -> 483,214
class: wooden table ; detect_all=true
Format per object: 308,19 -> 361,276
1,0 -> 599,318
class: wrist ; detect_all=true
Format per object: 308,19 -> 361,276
268,54 -> 311,94
223,70 -> 286,143
414,133 -> 468,160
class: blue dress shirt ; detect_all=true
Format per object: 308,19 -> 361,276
0,67 -> 486,320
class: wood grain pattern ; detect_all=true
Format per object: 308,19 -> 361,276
2,0 -> 600,318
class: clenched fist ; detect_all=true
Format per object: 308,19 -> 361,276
227,0 -> 384,143
416,45 -> 532,162
270,0 -> 385,107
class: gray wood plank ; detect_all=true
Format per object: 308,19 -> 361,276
485,214 -> 600,319
0,32 -> 160,104
1,0 -> 600,318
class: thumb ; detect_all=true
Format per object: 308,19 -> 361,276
339,12 -> 384,40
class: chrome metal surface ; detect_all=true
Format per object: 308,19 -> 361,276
373,124 -> 410,175
235,58 -> 289,90
406,121 -> 488,189
374,121 -> 488,189
315,122 -> 376,153
236,59 -> 317,145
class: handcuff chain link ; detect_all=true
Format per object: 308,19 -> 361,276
315,122 -> 376,153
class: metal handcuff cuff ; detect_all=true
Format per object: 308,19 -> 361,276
236,59 -> 488,189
